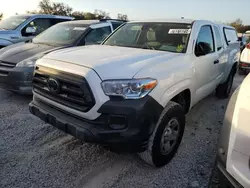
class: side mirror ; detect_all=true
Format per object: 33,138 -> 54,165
25,27 -> 36,34
195,42 -> 211,56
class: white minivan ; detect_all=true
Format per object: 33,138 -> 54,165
210,73 -> 250,188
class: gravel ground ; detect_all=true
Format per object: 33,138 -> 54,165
0,74 -> 245,188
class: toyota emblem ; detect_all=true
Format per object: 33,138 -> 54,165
47,78 -> 60,93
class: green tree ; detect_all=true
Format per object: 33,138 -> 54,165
70,11 -> 85,20
94,9 -> 110,19
26,0 -> 113,21
83,12 -> 97,20
0,13 -> 3,20
229,18 -> 243,32
117,13 -> 128,21
27,0 -> 73,16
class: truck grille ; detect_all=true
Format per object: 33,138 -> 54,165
0,61 -> 16,69
33,65 -> 95,112
0,61 -> 16,76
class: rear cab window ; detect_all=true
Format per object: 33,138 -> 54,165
111,22 -> 123,30
213,26 -> 223,51
223,28 -> 238,45
85,26 -> 111,45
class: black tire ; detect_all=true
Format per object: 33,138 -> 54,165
216,70 -> 235,99
238,68 -> 246,75
138,101 -> 185,167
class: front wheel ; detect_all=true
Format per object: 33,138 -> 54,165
138,101 -> 185,167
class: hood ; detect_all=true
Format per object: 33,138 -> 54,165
0,42 -> 63,64
44,45 -> 182,79
0,30 -> 17,34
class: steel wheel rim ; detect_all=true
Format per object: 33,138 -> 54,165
160,118 -> 180,155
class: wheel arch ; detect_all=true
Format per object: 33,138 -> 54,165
158,79 -> 192,113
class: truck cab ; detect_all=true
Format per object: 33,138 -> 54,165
0,14 -> 73,48
29,19 -> 240,167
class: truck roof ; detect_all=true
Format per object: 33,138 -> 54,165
59,19 -> 126,26
60,20 -> 100,25
130,19 -> 194,24
129,19 -> 236,30
15,14 -> 74,20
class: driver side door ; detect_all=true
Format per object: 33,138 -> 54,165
194,25 -> 219,102
20,18 -> 52,42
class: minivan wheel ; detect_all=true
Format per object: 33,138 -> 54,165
238,68 -> 246,75
216,70 -> 234,99
138,101 -> 185,167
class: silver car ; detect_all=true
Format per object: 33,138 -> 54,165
0,14 -> 73,48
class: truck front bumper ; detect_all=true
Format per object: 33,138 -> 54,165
29,95 -> 163,152
0,67 -> 34,94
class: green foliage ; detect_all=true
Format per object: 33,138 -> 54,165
83,12 -> 96,20
228,18 -> 250,33
94,9 -> 110,19
27,0 -> 112,20
0,13 -> 3,20
117,13 -> 128,21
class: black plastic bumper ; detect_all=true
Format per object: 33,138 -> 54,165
216,161 -> 243,188
0,67 -> 34,94
29,95 -> 163,152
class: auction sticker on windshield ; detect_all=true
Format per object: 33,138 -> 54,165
73,27 -> 86,31
168,29 -> 191,34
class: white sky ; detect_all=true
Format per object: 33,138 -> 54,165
0,0 -> 40,18
1,0 -> 250,24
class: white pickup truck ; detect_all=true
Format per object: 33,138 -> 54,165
29,19 -> 240,167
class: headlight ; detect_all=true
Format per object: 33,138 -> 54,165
16,54 -> 43,67
101,78 -> 157,99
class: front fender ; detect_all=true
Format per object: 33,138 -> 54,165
0,38 -> 14,47
158,79 -> 192,108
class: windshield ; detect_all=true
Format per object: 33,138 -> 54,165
0,16 -> 30,30
32,24 -> 88,46
104,22 -> 192,53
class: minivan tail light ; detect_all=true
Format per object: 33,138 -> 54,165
246,43 -> 250,49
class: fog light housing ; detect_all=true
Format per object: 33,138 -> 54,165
108,115 -> 127,130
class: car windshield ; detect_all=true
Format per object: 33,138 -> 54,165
32,24 -> 88,46
0,15 -> 30,30
104,22 -> 192,53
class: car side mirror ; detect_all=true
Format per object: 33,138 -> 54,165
25,27 -> 36,34
195,42 -> 211,56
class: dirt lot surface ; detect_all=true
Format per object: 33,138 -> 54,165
0,75 -> 245,188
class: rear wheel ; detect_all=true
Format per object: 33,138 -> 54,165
138,101 -> 185,167
216,70 -> 234,99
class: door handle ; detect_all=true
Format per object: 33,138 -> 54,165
214,60 -> 219,64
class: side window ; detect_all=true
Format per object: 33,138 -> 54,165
111,22 -> 123,30
224,28 -> 238,45
214,26 -> 223,51
84,26 -> 111,45
22,18 -> 52,36
195,25 -> 215,56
